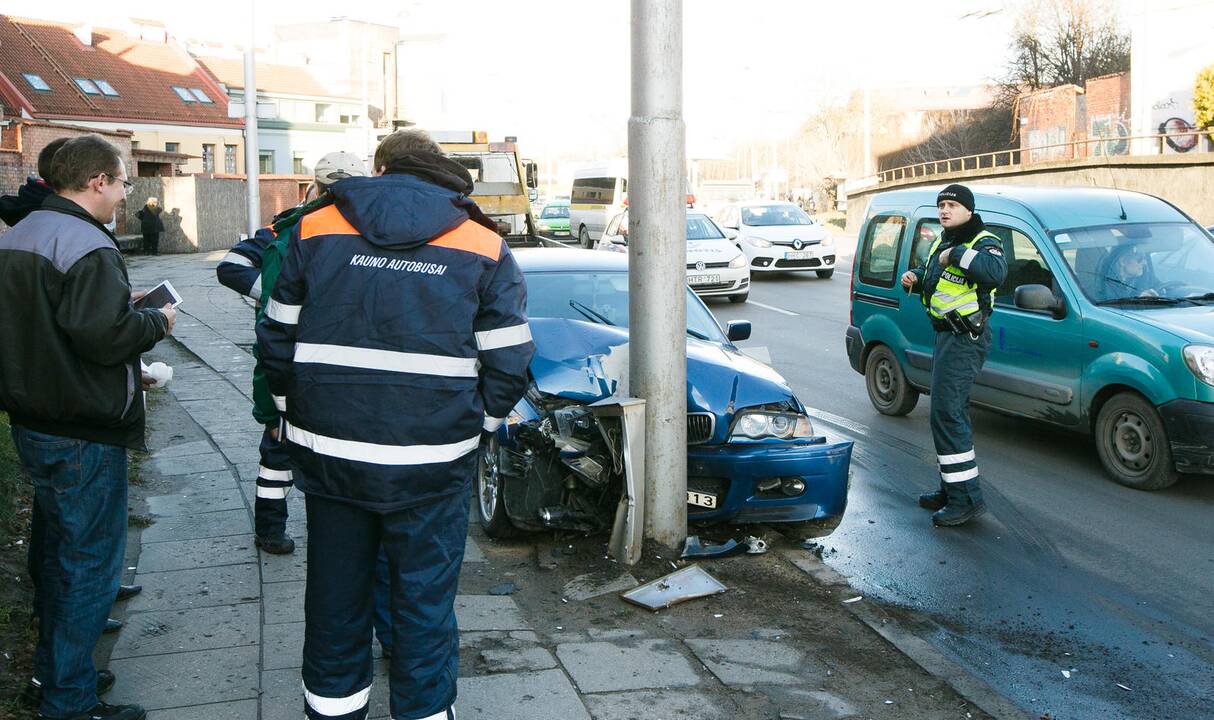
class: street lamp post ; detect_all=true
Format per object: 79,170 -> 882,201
244,2 -> 260,236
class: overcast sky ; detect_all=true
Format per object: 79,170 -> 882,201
3,0 -> 1024,156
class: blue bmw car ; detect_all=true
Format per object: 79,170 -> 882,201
476,248 -> 853,540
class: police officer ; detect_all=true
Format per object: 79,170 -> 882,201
216,151 -> 368,554
257,128 -> 532,720
901,184 -> 1007,526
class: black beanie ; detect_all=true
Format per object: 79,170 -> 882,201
937,184 -> 975,212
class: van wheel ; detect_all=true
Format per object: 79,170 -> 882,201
476,435 -> 522,538
816,269 -> 834,279
865,345 -> 918,416
579,226 -> 592,248
1095,392 -> 1179,490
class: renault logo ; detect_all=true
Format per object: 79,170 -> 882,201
793,238 -> 804,250
695,261 -> 706,271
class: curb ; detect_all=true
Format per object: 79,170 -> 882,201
780,549 -> 1032,720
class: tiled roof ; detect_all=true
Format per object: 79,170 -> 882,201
197,56 -> 352,100
0,15 -> 241,128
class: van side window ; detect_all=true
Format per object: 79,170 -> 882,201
859,215 -> 907,287
985,225 -> 1057,306
910,220 -> 942,271
571,177 -> 616,206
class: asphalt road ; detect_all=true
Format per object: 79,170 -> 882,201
704,242 -> 1214,720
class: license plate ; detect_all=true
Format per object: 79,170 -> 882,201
688,274 -> 720,286
784,251 -> 813,260
687,491 -> 718,508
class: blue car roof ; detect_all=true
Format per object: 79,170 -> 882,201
868,184 -> 1192,232
514,247 -> 628,273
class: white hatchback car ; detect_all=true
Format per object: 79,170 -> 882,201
596,209 -> 751,303
716,201 -> 837,278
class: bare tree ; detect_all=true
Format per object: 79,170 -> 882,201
995,0 -> 1130,108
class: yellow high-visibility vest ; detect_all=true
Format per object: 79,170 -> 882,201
922,232 -> 999,319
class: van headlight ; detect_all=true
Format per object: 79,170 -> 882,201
743,236 -> 771,248
730,411 -> 813,440
728,253 -> 747,268
1184,344 -> 1214,387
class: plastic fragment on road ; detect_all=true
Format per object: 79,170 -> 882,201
1061,670 -> 1071,678
1116,683 -> 1132,691
487,581 -> 519,596
681,535 -> 744,559
843,596 -> 863,604
563,572 -> 639,602
621,564 -> 727,610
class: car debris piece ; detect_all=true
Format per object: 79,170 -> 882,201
842,596 -> 863,604
562,571 -> 640,602
487,582 -> 519,596
1116,683 -> 1131,691
745,536 -> 768,554
681,536 -> 744,559
620,564 -> 727,611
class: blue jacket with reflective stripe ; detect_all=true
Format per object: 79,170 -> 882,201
255,174 -> 533,512
216,229 -> 272,300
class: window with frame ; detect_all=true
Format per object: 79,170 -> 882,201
571,177 -> 617,205
224,144 -> 238,174
189,88 -> 212,103
93,80 -> 118,96
73,78 -> 101,95
202,144 -> 215,173
259,151 -> 274,174
983,225 -> 1056,307
22,73 -> 50,91
165,142 -> 180,153
858,215 -> 907,287
909,219 -> 943,272
293,153 -> 306,175
172,86 -> 197,102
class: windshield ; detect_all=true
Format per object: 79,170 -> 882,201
1052,222 -> 1214,303
687,214 -> 725,241
541,205 -> 570,219
524,271 -> 727,342
451,152 -> 520,194
742,204 -> 813,227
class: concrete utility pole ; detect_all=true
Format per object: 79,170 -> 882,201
629,0 -> 687,550
244,2 -> 260,236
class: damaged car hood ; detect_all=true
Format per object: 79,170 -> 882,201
528,318 -> 800,414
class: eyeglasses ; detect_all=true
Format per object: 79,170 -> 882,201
94,173 -> 134,196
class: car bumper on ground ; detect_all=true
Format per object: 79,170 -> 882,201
685,439 -> 853,524
749,247 -> 836,272
1159,398 -> 1214,475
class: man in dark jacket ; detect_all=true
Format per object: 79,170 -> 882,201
0,137 -> 69,227
901,184 -> 1007,527
0,134 -> 175,720
257,128 -> 533,720
135,197 -> 164,255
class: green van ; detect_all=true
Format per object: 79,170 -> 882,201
845,185 -> 1214,490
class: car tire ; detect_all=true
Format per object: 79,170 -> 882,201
775,515 -> 842,541
865,344 -> 919,416
1094,392 -> 1179,490
476,435 -> 522,538
729,293 -> 749,304
579,226 -> 592,249
816,269 -> 835,279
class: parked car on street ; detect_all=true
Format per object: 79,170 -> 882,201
596,209 -> 751,303
477,248 -> 853,540
847,185 -> 1214,490
716,201 -> 837,278
537,201 -> 571,237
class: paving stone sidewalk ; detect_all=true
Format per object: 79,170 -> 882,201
108,252 -> 1008,720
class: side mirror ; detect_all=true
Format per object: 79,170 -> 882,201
525,161 -> 538,189
610,234 -> 627,245
1014,284 -> 1066,318
723,228 -> 738,241
723,223 -> 738,231
726,320 -> 752,342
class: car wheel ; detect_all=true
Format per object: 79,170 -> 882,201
1094,392 -> 1179,490
865,345 -> 918,416
816,269 -> 835,279
729,292 -> 749,304
476,435 -> 522,537
775,515 -> 842,541
579,226 -> 592,249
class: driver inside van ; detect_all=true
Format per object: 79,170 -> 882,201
1099,245 -> 1159,300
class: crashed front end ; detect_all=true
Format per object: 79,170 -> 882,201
485,318 -> 853,553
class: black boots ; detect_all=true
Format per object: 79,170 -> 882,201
255,532 -> 295,555
930,480 -> 986,527
918,486 -> 947,511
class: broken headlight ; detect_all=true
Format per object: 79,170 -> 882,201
729,411 -> 813,441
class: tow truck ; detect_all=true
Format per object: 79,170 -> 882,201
432,131 -> 558,247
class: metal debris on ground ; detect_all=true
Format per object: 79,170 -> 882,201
1116,683 -> 1132,691
681,535 -> 744,559
620,564 -> 727,610
744,536 -> 768,554
842,596 -> 863,604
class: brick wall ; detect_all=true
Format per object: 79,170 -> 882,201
1084,72 -> 1131,157
259,177 -> 309,226
1019,85 -> 1082,162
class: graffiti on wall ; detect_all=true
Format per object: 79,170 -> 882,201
1152,94 -> 1200,153
1090,115 -> 1130,156
1027,126 -> 1069,163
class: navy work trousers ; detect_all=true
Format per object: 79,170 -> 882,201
13,427 -> 127,719
929,328 -> 991,503
302,487 -> 469,720
254,424 -> 292,537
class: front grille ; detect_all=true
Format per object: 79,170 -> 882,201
774,258 -> 822,268
772,238 -> 821,247
690,281 -> 735,292
687,261 -> 732,269
687,413 -> 715,444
